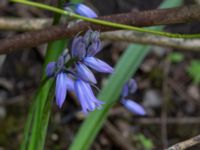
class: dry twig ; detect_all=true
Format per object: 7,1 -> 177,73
167,134 -> 200,150
101,31 -> 200,51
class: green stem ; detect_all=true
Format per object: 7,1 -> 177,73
10,0 -> 200,39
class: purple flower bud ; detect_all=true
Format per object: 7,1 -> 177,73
86,39 -> 101,57
75,4 -> 97,18
121,84 -> 129,98
76,63 -> 97,84
71,36 -> 86,59
91,31 -> 100,42
55,73 -> 68,108
84,57 -> 113,73
121,99 -> 146,116
128,79 -> 137,94
74,79 -> 104,114
83,30 -> 100,46
46,62 -> 56,77
121,79 -> 137,97
57,55 -> 65,70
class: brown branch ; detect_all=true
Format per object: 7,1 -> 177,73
1,18 -> 200,51
167,135 -> 200,150
101,31 -> 200,51
0,5 -> 200,54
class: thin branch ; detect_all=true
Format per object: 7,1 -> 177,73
1,18 -> 200,51
101,31 -> 200,51
0,5 -> 200,54
0,18 -> 52,31
167,135 -> 200,150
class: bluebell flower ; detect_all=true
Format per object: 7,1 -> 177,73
55,72 -> 68,108
46,53 -> 75,108
121,79 -> 137,97
84,57 -> 113,73
71,36 -> 86,60
121,99 -> 146,116
74,79 -> 104,114
76,63 -> 97,84
64,3 -> 97,18
71,30 -> 113,83
75,4 -> 97,18
121,79 -> 146,116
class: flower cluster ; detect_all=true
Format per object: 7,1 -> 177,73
46,30 -> 113,114
121,79 -> 146,115
46,3 -> 145,115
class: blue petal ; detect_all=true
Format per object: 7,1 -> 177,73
84,57 -> 113,73
55,73 -> 68,108
74,79 -> 104,115
66,77 -> 74,91
121,99 -> 146,116
57,55 -> 65,70
46,62 -> 56,77
75,4 -> 97,18
74,79 -> 89,114
76,63 -> 97,84
83,82 -> 105,109
71,36 -> 86,59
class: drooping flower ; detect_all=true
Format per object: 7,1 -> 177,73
55,72 -> 75,108
64,3 -> 97,18
121,79 -> 146,116
84,57 -> 113,73
74,79 -> 104,114
45,53 -> 75,108
55,72 -> 68,108
76,63 -> 97,84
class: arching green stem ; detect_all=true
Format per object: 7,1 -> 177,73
10,0 -> 200,38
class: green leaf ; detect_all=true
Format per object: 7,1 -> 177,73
20,1 -> 70,149
187,60 -> 200,84
136,134 -> 154,150
167,52 -> 184,63
69,0 -> 183,150
20,0 -> 85,149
